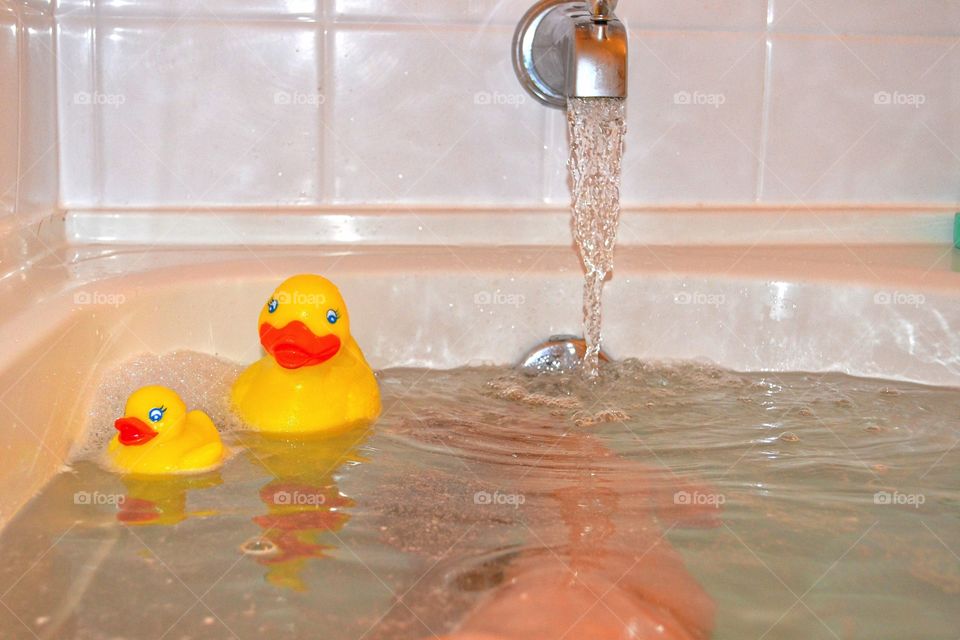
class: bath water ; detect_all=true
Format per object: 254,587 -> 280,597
0,352 -> 958,639
567,97 -> 627,377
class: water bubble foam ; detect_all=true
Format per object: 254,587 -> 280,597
74,350 -> 245,461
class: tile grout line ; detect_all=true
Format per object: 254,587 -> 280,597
755,1 -> 775,203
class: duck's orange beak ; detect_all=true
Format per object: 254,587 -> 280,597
259,321 -> 341,370
114,417 -> 159,446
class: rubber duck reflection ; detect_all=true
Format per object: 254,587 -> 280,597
115,472 -> 222,526
241,429 -> 371,591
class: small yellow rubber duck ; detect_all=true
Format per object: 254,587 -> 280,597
231,274 -> 381,434
109,385 -> 225,474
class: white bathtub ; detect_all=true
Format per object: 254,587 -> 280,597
1,234 -> 958,524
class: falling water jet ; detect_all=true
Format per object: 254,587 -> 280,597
510,0 -> 628,378
567,96 -> 626,378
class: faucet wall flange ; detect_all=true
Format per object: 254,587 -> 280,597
512,0 -> 628,109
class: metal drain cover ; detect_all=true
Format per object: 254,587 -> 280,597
517,334 -> 610,374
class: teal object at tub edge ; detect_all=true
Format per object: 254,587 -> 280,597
955,212 -> 960,249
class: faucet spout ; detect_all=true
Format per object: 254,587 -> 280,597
589,0 -> 618,20
513,0 -> 628,108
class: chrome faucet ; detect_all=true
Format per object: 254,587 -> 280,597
512,0 -> 627,108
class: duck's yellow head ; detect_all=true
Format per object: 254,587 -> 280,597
258,274 -> 352,370
114,385 -> 187,446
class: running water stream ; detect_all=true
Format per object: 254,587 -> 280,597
567,97 -> 627,377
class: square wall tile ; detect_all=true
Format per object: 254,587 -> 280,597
20,0 -> 53,16
762,35 -> 960,204
17,13 -> 58,224
59,19 -> 323,208
330,0 -> 524,24
616,0 -> 767,31
547,29 -> 766,206
56,0 -> 318,20
56,17 -> 96,207
769,0 -> 960,37
0,9 -> 18,221
326,25 -> 545,205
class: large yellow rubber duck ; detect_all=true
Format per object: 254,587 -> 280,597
109,385 -> 225,474
231,274 -> 381,434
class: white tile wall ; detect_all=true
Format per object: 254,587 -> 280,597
53,17 -> 94,208
57,0 -> 318,20
763,34 -> 960,203
0,6 -> 18,223
17,12 -> 58,222
546,29 -> 767,205
616,0 -> 767,32
769,0 -> 960,37
58,17 -> 323,207
20,0 -> 53,16
326,25 -> 545,204
0,1 -> 58,230
5,0 -> 960,215
329,0 -> 519,25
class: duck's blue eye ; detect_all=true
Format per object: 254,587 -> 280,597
326,309 -> 339,324
148,407 -> 166,423
267,298 -> 278,313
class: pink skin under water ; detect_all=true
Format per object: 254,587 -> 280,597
404,412 -> 720,640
